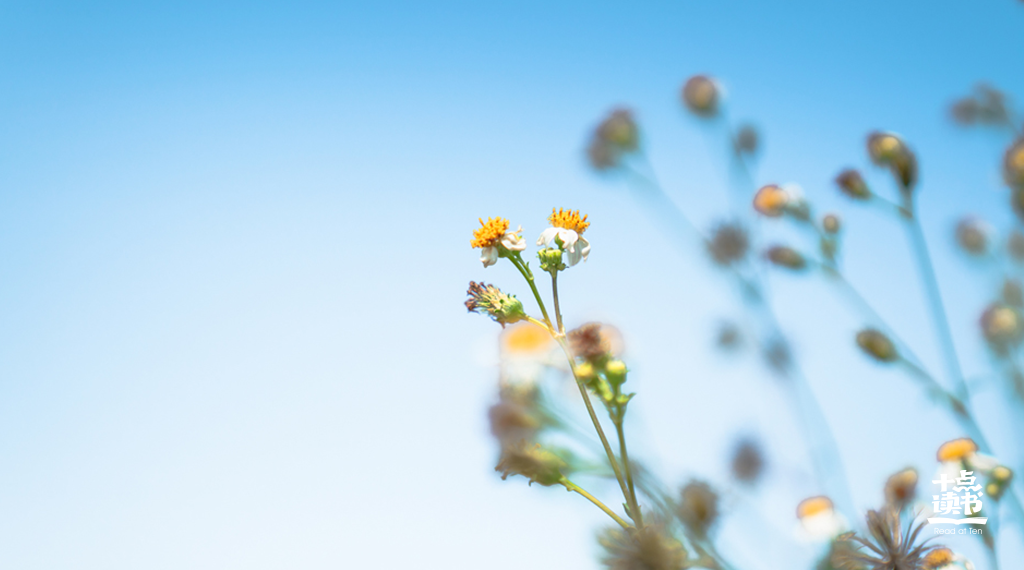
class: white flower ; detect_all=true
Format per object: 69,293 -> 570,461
537,227 -> 590,266
480,225 -> 526,267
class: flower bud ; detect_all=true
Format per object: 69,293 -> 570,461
681,75 -> 720,117
765,246 -> 806,270
465,281 -> 528,327
980,302 -> 1024,353
884,467 -> 918,509
753,184 -> 788,217
822,214 -> 841,234
587,108 -> 639,171
856,328 -> 898,362
835,168 -> 871,200
867,131 -> 917,192
1004,138 -> 1024,188
537,247 -> 566,272
955,217 -> 989,255
986,466 -> 1014,500
495,442 -> 566,486
605,359 -> 627,386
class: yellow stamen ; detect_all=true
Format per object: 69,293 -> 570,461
922,548 -> 954,568
471,217 -> 511,249
796,496 -> 833,519
548,208 -> 590,234
502,323 -> 553,354
937,438 -> 977,462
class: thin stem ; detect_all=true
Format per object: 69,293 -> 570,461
560,477 -> 632,530
525,316 -> 551,331
902,206 -> 971,402
550,271 -> 565,334
614,415 -> 643,528
508,252 -> 553,329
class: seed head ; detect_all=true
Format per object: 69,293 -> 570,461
465,281 -> 528,327
856,328 -> 898,363
598,521 -> 687,570
955,217 -> 989,255
867,131 -> 917,193
587,108 -> 640,171
884,468 -> 918,509
980,302 -> 1024,353
681,75 -> 720,117
823,213 -> 842,235
834,508 -> 940,570
835,168 -> 872,200
568,322 -> 618,363
676,480 -> 719,537
707,222 -> 749,265
765,245 -> 807,270
495,441 -> 566,486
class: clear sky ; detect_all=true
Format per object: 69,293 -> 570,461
2,1 -> 1024,568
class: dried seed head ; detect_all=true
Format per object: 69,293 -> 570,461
677,480 -> 719,537
856,328 -> 899,363
765,245 -> 807,270
587,108 -> 640,171
937,438 -> 978,462
598,521 -> 688,570
465,281 -> 528,327
955,217 -> 989,255
495,441 -> 566,486
753,184 -> 789,217
568,322 -> 612,362
980,302 -> 1024,353
1005,139 -> 1024,188
885,467 -> 919,509
836,509 -> 942,570
488,395 -> 543,446
731,438 -> 765,484
835,168 -> 872,200
681,75 -> 720,117
707,222 -> 749,265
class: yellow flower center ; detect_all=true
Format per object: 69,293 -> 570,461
502,323 -> 553,354
937,438 -> 977,462
923,548 -> 954,568
471,217 -> 510,249
796,496 -> 833,519
548,208 -> 590,234
753,185 -> 788,217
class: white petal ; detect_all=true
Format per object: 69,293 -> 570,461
501,228 -> 526,252
566,247 -> 583,266
577,236 -> 590,262
557,229 -> 579,252
537,227 -> 560,247
480,246 -> 498,267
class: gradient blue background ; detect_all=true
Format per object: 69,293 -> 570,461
2,1 -> 1024,568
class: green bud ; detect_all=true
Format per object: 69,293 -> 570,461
856,328 -> 898,362
537,247 -> 566,272
835,169 -> 871,200
465,281 -> 527,327
605,359 -> 627,386
495,442 -> 567,486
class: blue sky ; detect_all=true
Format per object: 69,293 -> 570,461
2,1 -> 1024,568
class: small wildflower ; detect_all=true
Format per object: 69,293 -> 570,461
884,467 -> 918,509
936,438 -> 977,463
537,208 -> 591,267
707,221 -> 749,265
471,217 -> 526,267
734,124 -> 759,155
753,184 -> 789,217
867,131 -> 917,193
1005,138 -> 1024,188
495,441 -> 566,486
822,214 -> 842,235
954,217 -> 989,255
569,322 -> 613,362
834,508 -> 940,570
798,496 -> 844,539
465,281 -> 528,327
677,480 -> 719,538
856,328 -> 899,363
765,245 -> 807,270
587,109 -> 640,170
598,521 -> 687,570
681,75 -> 720,117
980,302 -> 1023,353
537,247 -> 566,273
731,438 -> 765,484
1008,230 -> 1024,263
835,169 -> 872,200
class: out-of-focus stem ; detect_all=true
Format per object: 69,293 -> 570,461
614,415 -> 642,528
561,477 -> 632,530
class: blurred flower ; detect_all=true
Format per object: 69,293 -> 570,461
489,393 -> 543,446
835,169 -> 872,200
471,217 -> 526,267
979,302 -> 1024,354
676,480 -> 719,538
818,539 -> 866,570
716,320 -> 743,351
1002,279 -> 1023,307
499,323 -> 558,387
734,124 -> 759,155
856,329 -> 899,363
753,184 -> 789,216
822,214 -> 842,235
884,467 -> 918,509
466,281 -> 527,327
495,441 -> 566,486
707,221 -> 749,265
1005,138 -> 1024,188
922,548 -> 975,570
835,508 -> 939,570
950,84 -> 1009,127
731,438 -> 765,484
598,521 -> 687,570
797,496 -> 845,540
588,108 -> 640,170
681,75 -> 720,117
568,322 -> 618,363
936,438 -> 977,463
1008,230 -> 1024,263
954,217 -> 989,255
765,245 -> 807,270
867,131 -> 918,193
986,465 -> 1014,500
537,208 -> 591,266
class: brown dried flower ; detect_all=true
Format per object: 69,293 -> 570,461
676,480 -> 719,537
707,222 -> 749,265
731,438 -> 765,484
835,169 -> 872,200
884,468 -> 918,509
681,75 -> 720,117
834,508 -> 940,570
598,521 -> 687,570
495,441 -> 566,486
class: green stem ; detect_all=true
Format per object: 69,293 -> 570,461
614,414 -> 643,528
550,270 -> 565,334
560,477 -> 632,530
508,252 -> 553,329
